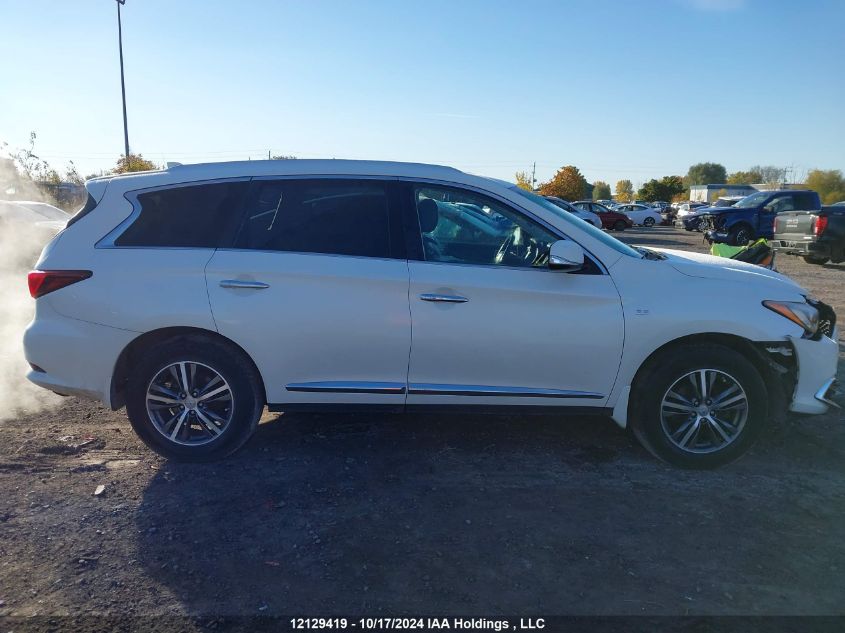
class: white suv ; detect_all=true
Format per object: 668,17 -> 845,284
24,160 -> 839,467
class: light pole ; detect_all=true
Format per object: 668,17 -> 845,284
116,0 -> 130,159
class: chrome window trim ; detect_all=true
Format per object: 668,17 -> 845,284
94,173 -> 606,274
285,381 -> 407,395
408,384 -> 604,399
96,177 -> 252,249
401,177 -> 608,275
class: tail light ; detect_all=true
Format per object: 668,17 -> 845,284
28,270 -> 92,299
813,215 -> 828,237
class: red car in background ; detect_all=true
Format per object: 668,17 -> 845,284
573,201 -> 634,231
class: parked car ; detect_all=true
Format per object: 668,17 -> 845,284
572,201 -> 633,231
674,202 -> 708,224
0,199 -> 69,231
24,160 -> 839,468
701,190 -> 822,246
772,204 -> 845,265
0,200 -> 69,264
713,196 -> 744,208
543,196 -> 602,228
615,203 -> 664,227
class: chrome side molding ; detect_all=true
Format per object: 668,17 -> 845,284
285,381 -> 406,394
408,384 -> 604,399
284,381 -> 604,399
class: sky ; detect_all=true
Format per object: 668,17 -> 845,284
1,0 -> 843,188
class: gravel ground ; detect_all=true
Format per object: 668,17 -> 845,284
0,227 -> 842,624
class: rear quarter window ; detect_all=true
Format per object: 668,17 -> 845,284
114,181 -> 249,248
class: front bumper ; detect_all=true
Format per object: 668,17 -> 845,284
789,328 -> 841,414
704,229 -> 730,244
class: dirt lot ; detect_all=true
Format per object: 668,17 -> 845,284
1,227 -> 843,622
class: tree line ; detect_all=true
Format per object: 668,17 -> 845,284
520,162 -> 845,205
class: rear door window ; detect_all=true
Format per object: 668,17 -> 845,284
235,179 -> 395,259
115,180 -> 249,248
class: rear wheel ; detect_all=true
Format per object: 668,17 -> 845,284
803,255 -> 829,265
629,343 -> 768,469
126,335 -> 264,461
613,220 -> 627,231
643,216 -> 655,227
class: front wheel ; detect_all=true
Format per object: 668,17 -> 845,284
643,216 -> 655,227
730,225 -> 753,246
613,220 -> 627,231
629,343 -> 768,469
126,335 -> 264,461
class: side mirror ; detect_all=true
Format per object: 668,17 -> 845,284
549,240 -> 584,272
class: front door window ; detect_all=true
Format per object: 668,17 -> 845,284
414,186 -> 558,269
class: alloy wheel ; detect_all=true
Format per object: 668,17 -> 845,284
146,361 -> 234,446
659,369 -> 748,454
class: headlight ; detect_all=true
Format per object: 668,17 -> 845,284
763,300 -> 819,337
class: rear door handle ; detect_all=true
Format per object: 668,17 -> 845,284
419,293 -> 468,304
219,279 -> 270,290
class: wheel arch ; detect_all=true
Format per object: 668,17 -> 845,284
109,326 -> 267,410
625,332 -> 794,425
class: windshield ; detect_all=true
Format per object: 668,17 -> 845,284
733,191 -> 769,209
508,186 -> 641,258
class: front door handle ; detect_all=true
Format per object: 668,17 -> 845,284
419,293 -> 468,304
219,279 -> 270,290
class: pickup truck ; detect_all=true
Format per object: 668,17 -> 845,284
700,189 -> 822,246
772,205 -> 845,265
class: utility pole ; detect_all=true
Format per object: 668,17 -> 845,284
116,0 -> 130,159
531,161 -> 536,190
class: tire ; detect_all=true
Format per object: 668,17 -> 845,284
803,255 -> 829,265
613,220 -> 627,231
629,343 -> 768,469
125,334 -> 264,462
643,216 -> 655,227
729,225 -> 753,246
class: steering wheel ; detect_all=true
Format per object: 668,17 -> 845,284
494,227 -> 538,266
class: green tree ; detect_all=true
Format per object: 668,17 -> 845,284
637,175 -> 686,202
114,153 -> 159,173
592,180 -> 611,200
514,170 -> 534,191
615,179 -> 634,202
805,169 -> 845,204
727,169 -> 763,185
685,162 -> 727,186
538,165 -> 586,201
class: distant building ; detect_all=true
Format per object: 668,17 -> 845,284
689,184 -> 757,203
689,182 -> 808,203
